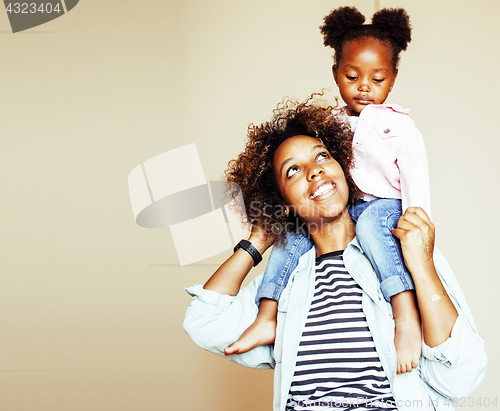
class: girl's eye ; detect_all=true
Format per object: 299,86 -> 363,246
373,78 -> 385,83
317,151 -> 329,161
346,75 -> 357,81
286,166 -> 299,178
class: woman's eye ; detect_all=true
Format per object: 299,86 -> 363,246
317,151 -> 329,161
287,166 -> 299,178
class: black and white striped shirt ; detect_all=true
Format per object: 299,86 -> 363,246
286,251 -> 396,410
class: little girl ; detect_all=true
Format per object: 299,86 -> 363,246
225,6 -> 429,375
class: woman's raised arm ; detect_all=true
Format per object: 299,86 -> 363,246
392,207 -> 487,397
392,207 -> 458,347
203,224 -> 274,295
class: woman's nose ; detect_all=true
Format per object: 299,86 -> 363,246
308,166 -> 324,180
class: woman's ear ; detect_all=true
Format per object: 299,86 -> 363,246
332,65 -> 339,85
283,206 -> 290,217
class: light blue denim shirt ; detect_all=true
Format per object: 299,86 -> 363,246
184,238 -> 487,411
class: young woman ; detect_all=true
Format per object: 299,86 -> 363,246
183,95 -> 486,410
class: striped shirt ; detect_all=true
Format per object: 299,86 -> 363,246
286,251 -> 396,410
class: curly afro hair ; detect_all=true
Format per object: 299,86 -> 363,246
320,6 -> 412,70
224,92 -> 361,246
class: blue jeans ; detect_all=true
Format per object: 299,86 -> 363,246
255,198 -> 414,305
349,198 -> 414,301
255,231 -> 313,305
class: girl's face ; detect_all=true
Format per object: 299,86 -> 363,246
333,37 -> 397,116
273,135 -> 350,227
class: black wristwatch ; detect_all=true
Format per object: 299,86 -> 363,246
233,239 -> 263,267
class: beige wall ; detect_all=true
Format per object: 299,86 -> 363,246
1,0 -> 498,410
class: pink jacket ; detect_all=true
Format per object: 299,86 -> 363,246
339,104 -> 431,218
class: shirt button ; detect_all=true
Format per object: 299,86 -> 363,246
384,128 -> 390,134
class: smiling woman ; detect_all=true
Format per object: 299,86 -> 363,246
183,94 -> 487,411
274,136 -> 351,236
223,93 -> 360,247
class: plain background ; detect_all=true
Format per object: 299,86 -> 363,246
0,0 -> 498,410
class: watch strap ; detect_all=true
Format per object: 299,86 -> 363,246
233,239 -> 263,267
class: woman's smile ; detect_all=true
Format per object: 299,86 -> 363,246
309,180 -> 336,200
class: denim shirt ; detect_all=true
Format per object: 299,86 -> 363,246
184,238 -> 487,411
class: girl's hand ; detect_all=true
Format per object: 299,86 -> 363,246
391,207 -> 435,276
248,221 -> 275,254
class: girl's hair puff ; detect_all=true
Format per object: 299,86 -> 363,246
320,6 -> 412,70
224,91 -> 360,246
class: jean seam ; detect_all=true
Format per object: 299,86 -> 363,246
382,208 -> 414,294
271,244 -> 295,301
380,277 -> 410,300
272,235 -> 309,301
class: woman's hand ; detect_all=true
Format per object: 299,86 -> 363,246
248,221 -> 276,255
203,221 -> 274,296
391,207 -> 435,277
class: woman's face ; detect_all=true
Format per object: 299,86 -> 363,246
273,135 -> 350,227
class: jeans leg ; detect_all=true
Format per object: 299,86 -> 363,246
255,232 -> 313,306
355,198 -> 414,301
349,200 -> 372,223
